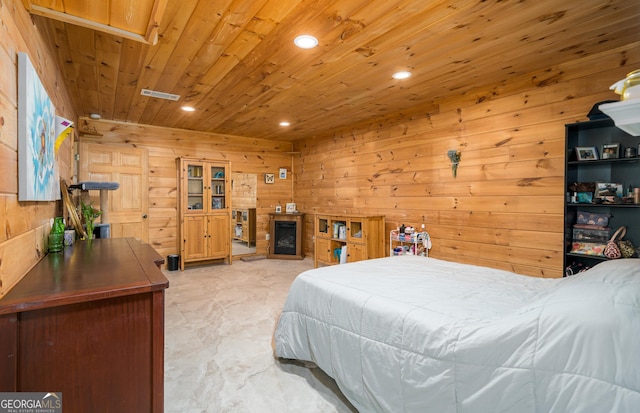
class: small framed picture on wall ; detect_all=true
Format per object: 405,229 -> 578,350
279,168 -> 287,179
265,173 -> 275,184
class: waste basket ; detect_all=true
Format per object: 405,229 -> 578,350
167,254 -> 179,271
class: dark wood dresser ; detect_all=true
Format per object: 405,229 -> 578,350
0,238 -> 169,413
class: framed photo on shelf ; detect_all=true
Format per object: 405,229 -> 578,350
595,182 -> 623,199
575,146 -> 599,161
275,205 -> 282,213
601,143 -> 620,159
265,173 -> 275,184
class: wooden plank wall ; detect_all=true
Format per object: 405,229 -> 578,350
0,0 -> 75,297
77,118 -> 293,261
293,43 -> 640,278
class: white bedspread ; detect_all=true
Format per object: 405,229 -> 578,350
274,256 -> 640,413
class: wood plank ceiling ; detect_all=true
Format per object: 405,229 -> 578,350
27,0 -> 640,142
22,0 -> 167,44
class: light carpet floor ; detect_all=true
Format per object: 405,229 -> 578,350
163,257 -> 357,413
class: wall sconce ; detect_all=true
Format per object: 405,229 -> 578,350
447,150 -> 461,177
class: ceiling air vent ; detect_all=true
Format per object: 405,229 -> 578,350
140,88 -> 181,101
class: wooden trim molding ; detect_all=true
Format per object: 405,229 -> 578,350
22,0 -> 168,45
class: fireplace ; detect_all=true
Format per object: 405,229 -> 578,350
268,213 -> 304,260
274,221 -> 296,255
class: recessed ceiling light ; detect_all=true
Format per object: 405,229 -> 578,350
392,71 -> 412,80
294,35 -> 318,49
181,106 -> 196,112
279,121 -> 291,127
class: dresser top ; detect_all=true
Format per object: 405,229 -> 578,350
0,238 -> 168,314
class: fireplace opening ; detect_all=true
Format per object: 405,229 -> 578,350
274,221 -> 297,255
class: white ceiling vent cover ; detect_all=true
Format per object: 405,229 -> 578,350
140,88 -> 180,101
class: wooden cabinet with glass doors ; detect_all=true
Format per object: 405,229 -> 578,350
178,158 -> 231,269
313,214 -> 385,267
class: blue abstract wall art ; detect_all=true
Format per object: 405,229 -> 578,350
18,52 -> 59,201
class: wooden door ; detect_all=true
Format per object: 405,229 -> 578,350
347,218 -> 364,243
315,216 -> 330,238
347,243 -> 366,263
208,164 -> 227,213
79,143 -> 149,242
314,237 -> 333,266
183,215 -> 207,261
208,215 -> 229,259
181,160 -> 206,214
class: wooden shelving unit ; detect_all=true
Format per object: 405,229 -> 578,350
389,230 -> 430,257
178,157 -> 231,269
564,118 -> 639,275
314,214 -> 385,267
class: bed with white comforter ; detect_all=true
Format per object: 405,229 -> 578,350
274,256 -> 640,413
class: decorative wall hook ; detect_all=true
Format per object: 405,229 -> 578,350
447,150 -> 461,177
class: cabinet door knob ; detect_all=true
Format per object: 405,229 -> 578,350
142,214 -> 148,219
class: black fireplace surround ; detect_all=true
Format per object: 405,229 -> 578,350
274,221 -> 296,255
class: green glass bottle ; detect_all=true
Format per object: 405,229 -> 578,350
49,217 -> 65,253
52,217 -> 65,234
